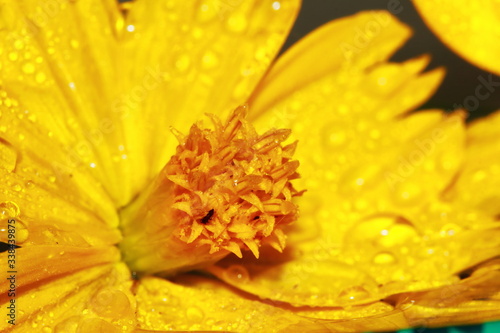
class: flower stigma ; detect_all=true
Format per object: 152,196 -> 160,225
119,106 -> 301,277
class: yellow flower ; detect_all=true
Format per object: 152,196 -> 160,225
0,1 -> 499,332
414,0 -> 500,76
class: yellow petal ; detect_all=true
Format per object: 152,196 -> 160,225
0,263 -> 136,332
133,274 -> 319,332
249,11 -> 443,120
414,0 -> 500,75
207,256 -> 382,307
120,0 -> 300,195
206,10 -> 499,327
0,0 -> 139,204
0,245 -> 120,296
0,166 -> 121,247
447,110 -> 500,216
399,259 -> 500,327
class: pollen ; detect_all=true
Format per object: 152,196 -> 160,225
119,106 -> 301,276
166,105 -> 300,258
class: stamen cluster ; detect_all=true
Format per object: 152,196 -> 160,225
165,106 -> 300,258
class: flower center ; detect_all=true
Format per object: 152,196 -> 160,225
119,106 -> 301,277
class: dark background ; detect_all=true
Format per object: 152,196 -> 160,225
283,0 -> 500,121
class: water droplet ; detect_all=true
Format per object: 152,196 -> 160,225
0,201 -> 20,218
392,181 -> 423,205
126,24 -> 135,32
8,52 -> 18,61
226,14 -> 247,33
440,223 -> 461,237
337,286 -> 370,304
14,40 -> 24,50
378,221 -> 419,247
0,219 -> 26,243
439,150 -> 460,172
201,51 -> 219,70
15,220 -> 30,243
272,1 -> 281,10
348,214 -> 418,248
0,140 -> 18,172
186,307 -> 204,322
338,164 -> 379,195
35,72 -> 47,83
373,251 -> 397,264
255,46 -> 270,62
22,62 -> 35,74
91,289 -> 132,318
224,265 -> 250,283
42,327 -> 53,333
175,54 -> 190,72
366,64 -> 402,96
197,2 -> 217,22
12,184 -> 22,192
322,121 -> 348,148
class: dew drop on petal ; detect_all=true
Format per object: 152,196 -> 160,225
201,51 -> 219,70
337,286 -> 370,304
392,181 -> 423,205
0,201 -> 20,218
186,307 -> 205,322
224,264 -> 250,284
440,223 -> 461,237
379,222 -> 419,247
0,140 -> 18,172
322,121 -> 348,149
338,164 -> 379,195
14,40 -> 24,50
175,54 -> 191,72
348,214 -> 419,248
373,251 -> 397,265
8,51 -> 18,61
197,2 -> 217,22
226,13 -> 247,33
91,289 -> 132,318
15,220 -> 29,243
438,150 -> 461,172
255,46 -> 270,62
22,62 -> 35,74
70,39 -> 80,49
35,72 -> 47,83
